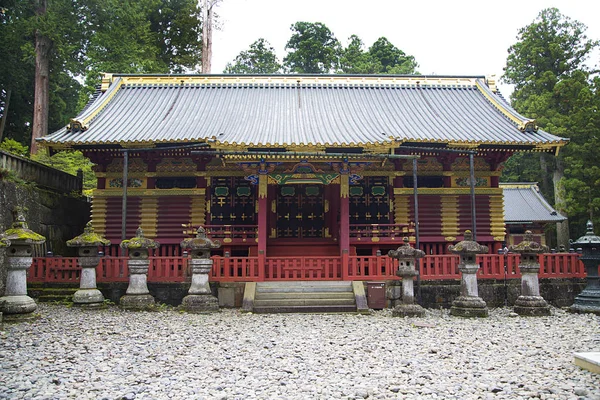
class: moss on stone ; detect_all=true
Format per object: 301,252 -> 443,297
2,227 -> 45,243
67,222 -> 110,247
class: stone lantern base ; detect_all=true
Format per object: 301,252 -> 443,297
0,295 -> 38,321
73,289 -> 106,309
182,294 -> 219,313
514,295 -> 551,316
392,303 -> 425,317
119,294 -> 155,310
569,289 -> 600,315
450,296 -> 489,318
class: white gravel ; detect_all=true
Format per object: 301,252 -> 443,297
1,304 -> 599,400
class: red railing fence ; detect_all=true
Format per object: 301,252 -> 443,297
28,253 -> 590,283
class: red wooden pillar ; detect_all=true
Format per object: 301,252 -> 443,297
257,174 -> 268,281
340,173 -> 350,280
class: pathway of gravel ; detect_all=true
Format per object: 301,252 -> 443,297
1,305 -> 599,399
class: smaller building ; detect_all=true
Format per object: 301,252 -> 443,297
501,183 -> 566,247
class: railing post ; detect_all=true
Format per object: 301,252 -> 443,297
258,252 -> 265,281
342,251 -> 349,280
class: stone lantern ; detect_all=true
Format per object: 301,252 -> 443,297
0,234 -> 11,327
508,230 -> 551,316
180,226 -> 221,312
66,221 -> 111,308
448,230 -> 489,317
119,227 -> 159,310
388,237 -> 426,317
569,221 -> 600,315
0,206 -> 46,321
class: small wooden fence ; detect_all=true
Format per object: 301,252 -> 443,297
28,253 -> 587,283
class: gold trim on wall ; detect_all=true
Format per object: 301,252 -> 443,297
91,197 -> 107,236
441,195 -> 459,239
140,197 -> 159,237
394,188 -> 502,195
93,188 -> 206,197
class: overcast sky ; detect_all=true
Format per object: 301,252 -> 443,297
211,0 -> 600,97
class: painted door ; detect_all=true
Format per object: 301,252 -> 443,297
276,185 -> 324,238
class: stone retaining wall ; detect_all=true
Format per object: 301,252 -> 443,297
28,279 -> 586,310
0,180 -> 90,296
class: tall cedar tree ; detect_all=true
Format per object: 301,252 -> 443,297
224,39 -> 281,74
283,22 -> 341,73
501,8 -> 599,239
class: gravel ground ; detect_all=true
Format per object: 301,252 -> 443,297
0,304 -> 599,400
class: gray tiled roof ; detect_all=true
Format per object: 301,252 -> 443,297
501,183 -> 566,223
39,75 -> 567,150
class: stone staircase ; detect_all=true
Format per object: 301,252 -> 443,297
28,284 -> 78,303
243,281 -> 369,314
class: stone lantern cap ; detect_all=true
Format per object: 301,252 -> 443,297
180,227 -> 221,254
388,237 -> 425,260
1,206 -> 45,245
0,234 -> 10,248
508,230 -> 548,254
120,227 -> 159,250
448,230 -> 488,255
67,222 -> 111,248
571,220 -> 600,247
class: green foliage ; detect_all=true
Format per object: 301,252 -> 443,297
368,37 -> 418,74
1,0 -> 204,143
501,8 -> 600,236
32,150 -> 96,191
283,22 -> 342,73
504,8 -> 597,102
338,35 -> 379,74
224,38 -> 281,74
0,138 -> 29,157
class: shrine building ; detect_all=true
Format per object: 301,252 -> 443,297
38,74 -> 567,278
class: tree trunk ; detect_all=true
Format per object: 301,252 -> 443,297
0,88 -> 11,142
201,0 -> 213,73
538,153 -> 554,201
553,155 -> 570,248
31,32 -> 52,155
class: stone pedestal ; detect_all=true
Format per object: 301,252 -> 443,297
509,230 -> 551,316
0,207 -> 45,321
73,256 -> 105,308
67,222 -> 110,309
450,264 -> 489,317
569,221 -> 600,315
388,238 -> 426,317
514,265 -> 550,316
0,251 -> 37,321
182,258 -> 218,312
180,227 -> 221,313
448,231 -> 488,318
393,268 -> 425,317
120,259 -> 155,310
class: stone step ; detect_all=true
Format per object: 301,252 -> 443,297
253,304 -> 358,314
257,286 -> 352,293
28,287 -> 78,303
34,294 -> 77,303
255,292 -> 355,300
257,281 -> 352,288
254,298 -> 356,307
573,352 -> 600,374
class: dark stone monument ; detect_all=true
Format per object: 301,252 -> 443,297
119,227 -> 159,310
180,227 -> 221,313
0,234 -> 10,327
0,207 -> 45,321
67,222 -> 111,308
388,237 -> 426,317
570,221 -> 600,315
448,230 -> 489,318
509,230 -> 551,316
